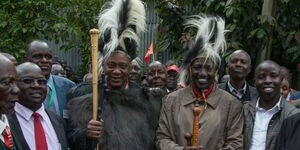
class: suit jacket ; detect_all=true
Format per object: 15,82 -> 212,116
218,82 -> 258,103
7,109 -> 69,150
52,75 -> 76,118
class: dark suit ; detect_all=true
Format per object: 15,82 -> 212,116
7,109 -> 69,150
218,82 -> 258,103
50,75 -> 76,118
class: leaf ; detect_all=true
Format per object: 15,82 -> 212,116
256,29 -> 266,39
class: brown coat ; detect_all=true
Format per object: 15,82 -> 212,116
156,86 -> 244,150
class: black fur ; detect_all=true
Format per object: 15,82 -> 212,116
67,86 -> 165,150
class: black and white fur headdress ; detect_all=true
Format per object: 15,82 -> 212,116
97,0 -> 146,73
178,15 -> 227,86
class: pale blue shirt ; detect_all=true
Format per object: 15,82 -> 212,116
14,102 -> 61,150
249,98 -> 281,150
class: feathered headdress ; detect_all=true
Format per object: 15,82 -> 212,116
97,0 -> 146,73
178,15 -> 227,86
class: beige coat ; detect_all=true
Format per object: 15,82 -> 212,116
156,86 -> 244,150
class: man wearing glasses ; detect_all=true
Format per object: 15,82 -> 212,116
8,62 -> 68,150
25,40 -> 75,119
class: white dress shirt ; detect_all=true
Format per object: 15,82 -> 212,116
227,80 -> 247,99
0,114 -> 9,143
14,102 -> 61,150
249,98 -> 281,150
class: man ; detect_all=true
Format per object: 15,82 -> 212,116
218,50 -> 258,102
166,64 -> 179,93
25,40 -> 75,118
129,57 -> 142,84
0,54 -> 19,150
146,61 -> 167,90
8,62 -> 68,150
67,0 -> 164,149
51,64 -> 67,78
276,113 -> 300,150
243,60 -> 299,150
156,15 -> 243,150
279,66 -> 300,101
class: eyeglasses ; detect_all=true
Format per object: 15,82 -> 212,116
18,78 -> 47,85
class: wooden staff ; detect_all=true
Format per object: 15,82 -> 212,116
89,28 -> 100,120
192,103 -> 201,146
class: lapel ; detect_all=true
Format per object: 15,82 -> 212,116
51,76 -> 64,116
45,109 -> 65,148
7,112 -> 30,150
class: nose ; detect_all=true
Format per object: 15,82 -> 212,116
198,68 -> 207,77
112,68 -> 121,75
264,76 -> 272,84
11,83 -> 19,95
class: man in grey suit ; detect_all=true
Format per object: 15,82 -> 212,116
8,62 -> 68,150
25,40 -> 75,119
218,50 -> 258,103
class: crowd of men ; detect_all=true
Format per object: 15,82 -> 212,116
1,0 -> 300,150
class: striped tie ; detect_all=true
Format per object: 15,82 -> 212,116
2,126 -> 13,150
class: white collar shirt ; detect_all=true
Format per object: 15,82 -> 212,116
0,114 -> 9,142
14,102 -> 61,150
249,98 -> 282,150
227,80 -> 247,99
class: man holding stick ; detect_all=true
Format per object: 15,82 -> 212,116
67,0 -> 165,149
156,15 -> 244,150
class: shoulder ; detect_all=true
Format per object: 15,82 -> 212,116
217,82 -> 227,90
283,100 -> 300,116
46,109 -> 65,123
52,75 -> 76,86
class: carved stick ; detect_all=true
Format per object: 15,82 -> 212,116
192,103 -> 201,146
89,28 -> 100,120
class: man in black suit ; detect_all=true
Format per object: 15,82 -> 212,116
218,50 -> 258,103
8,62 -> 68,150
0,54 -> 19,150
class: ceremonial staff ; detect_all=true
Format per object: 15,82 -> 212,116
89,28 -> 100,121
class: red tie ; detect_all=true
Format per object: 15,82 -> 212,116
2,126 -> 13,150
33,112 -> 48,150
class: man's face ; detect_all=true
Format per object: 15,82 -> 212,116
26,48 -> 53,79
190,57 -> 217,91
167,70 -> 179,90
0,64 -> 19,114
129,61 -> 141,83
17,70 -> 47,106
255,63 -> 282,101
147,64 -> 167,89
228,52 -> 251,81
280,78 -> 290,98
104,52 -> 131,89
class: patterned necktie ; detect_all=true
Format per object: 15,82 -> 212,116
33,112 -> 48,150
2,126 -> 13,150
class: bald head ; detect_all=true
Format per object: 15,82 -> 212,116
229,49 -> 251,65
255,60 -> 280,75
149,61 -> 165,68
27,40 -> 50,54
0,52 -> 17,65
16,62 -> 43,77
0,54 -> 14,66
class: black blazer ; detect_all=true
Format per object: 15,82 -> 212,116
218,82 -> 258,103
7,109 -> 69,150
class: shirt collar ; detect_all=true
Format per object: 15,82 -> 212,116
183,85 -> 220,109
0,115 -> 9,134
15,102 -> 47,121
227,80 -> 247,94
255,97 -> 282,112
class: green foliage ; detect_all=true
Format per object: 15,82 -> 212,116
146,0 -> 300,68
0,0 -> 105,75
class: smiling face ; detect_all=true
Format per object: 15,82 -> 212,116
146,62 -> 167,89
0,59 -> 19,114
129,61 -> 141,83
255,61 -> 282,101
190,57 -> 217,91
26,41 -> 53,79
228,50 -> 251,81
17,63 -> 47,110
104,52 -> 131,89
